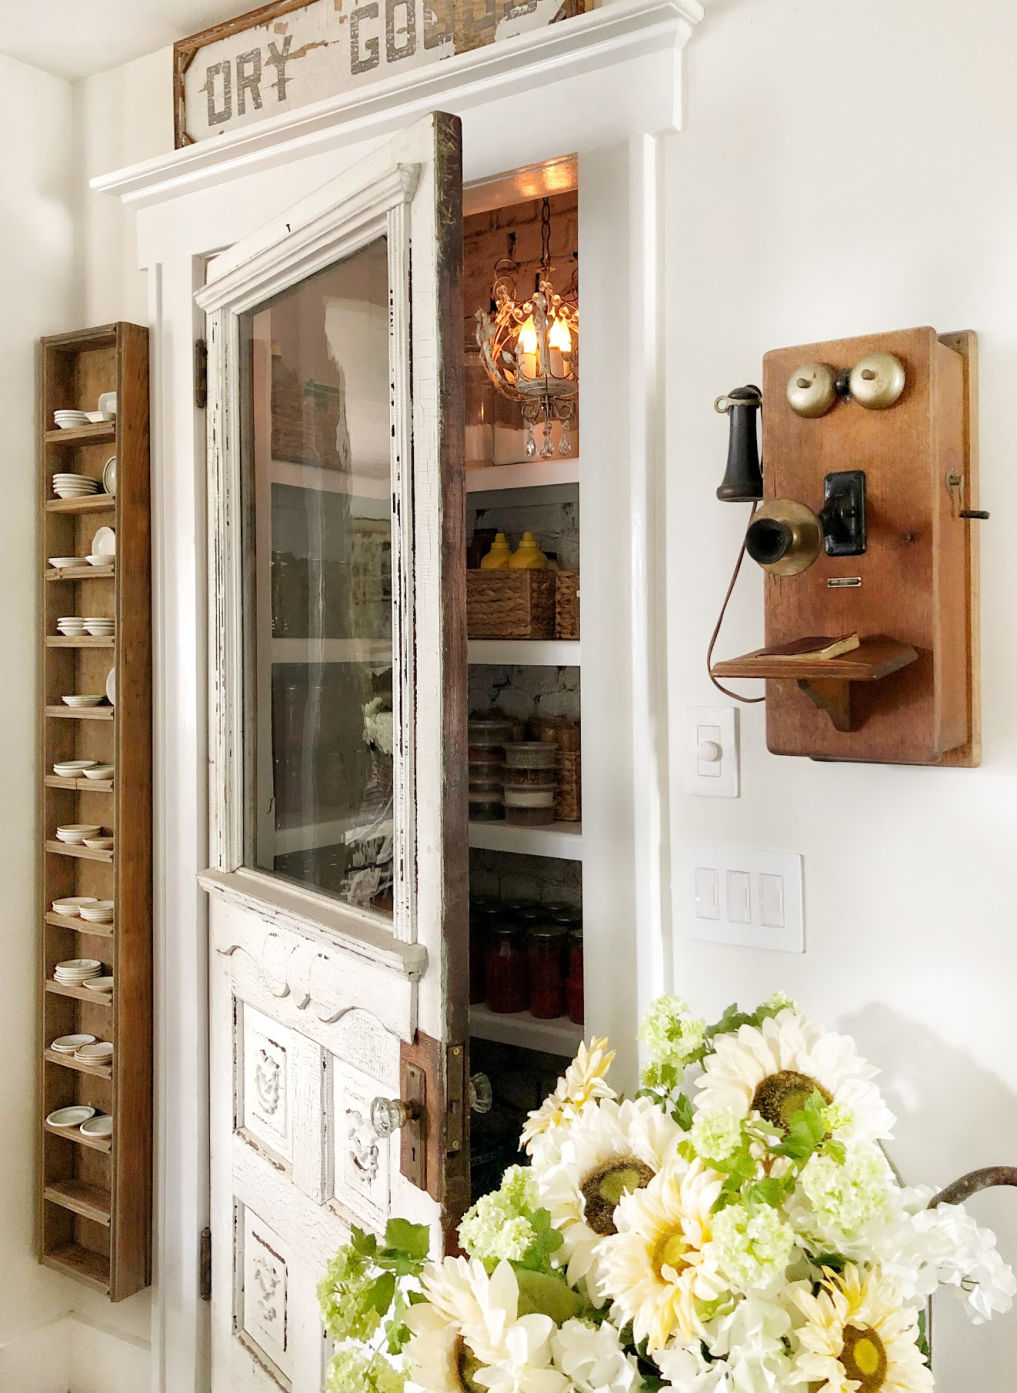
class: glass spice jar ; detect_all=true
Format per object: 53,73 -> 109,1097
566,924 -> 584,1025
469,899 -> 499,1005
526,924 -> 567,1019
485,923 -> 528,1014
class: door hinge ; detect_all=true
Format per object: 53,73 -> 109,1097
194,338 -> 208,410
199,1226 -> 212,1301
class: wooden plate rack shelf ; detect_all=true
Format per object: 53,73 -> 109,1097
37,323 -> 152,1300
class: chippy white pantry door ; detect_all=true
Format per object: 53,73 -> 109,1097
196,111 -> 469,1392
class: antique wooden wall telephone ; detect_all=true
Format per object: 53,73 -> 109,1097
709,327 -> 986,765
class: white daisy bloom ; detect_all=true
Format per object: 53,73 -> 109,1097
694,1009 -> 896,1142
531,1096 -> 684,1300
521,1037 -> 617,1156
598,1158 -> 726,1352
550,1318 -> 642,1393
792,1263 -> 932,1393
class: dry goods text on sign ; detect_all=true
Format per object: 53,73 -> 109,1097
174,0 -> 585,146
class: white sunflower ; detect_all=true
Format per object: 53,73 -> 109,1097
416,1256 -> 524,1366
695,1009 -> 895,1142
597,1157 -> 726,1352
531,1095 -> 683,1300
521,1036 -> 617,1156
792,1264 -> 933,1393
405,1300 -> 480,1393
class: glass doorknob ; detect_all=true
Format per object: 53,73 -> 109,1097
370,1095 -> 420,1139
469,1073 -> 493,1115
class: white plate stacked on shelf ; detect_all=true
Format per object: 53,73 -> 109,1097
56,617 -> 86,636
50,1034 -> 96,1054
75,1039 -> 113,1060
53,410 -> 91,430
78,900 -> 114,923
102,456 -> 116,495
52,471 -> 100,499
54,958 -> 102,986
52,759 -> 97,778
80,1114 -> 113,1138
46,1105 -> 95,1128
55,823 -> 101,844
51,895 -> 98,916
83,616 -> 115,637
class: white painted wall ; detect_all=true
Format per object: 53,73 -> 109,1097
0,49 -> 83,1385
664,2 -> 1017,1386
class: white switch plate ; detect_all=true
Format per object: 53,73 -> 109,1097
686,707 -> 739,797
678,844 -> 804,952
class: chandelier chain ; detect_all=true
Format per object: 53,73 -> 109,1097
540,197 -> 552,273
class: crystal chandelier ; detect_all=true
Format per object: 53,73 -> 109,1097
475,198 -> 579,458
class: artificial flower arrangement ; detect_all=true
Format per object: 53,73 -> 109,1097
318,995 -> 1015,1393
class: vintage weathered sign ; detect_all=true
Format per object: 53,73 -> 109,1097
174,0 -> 585,146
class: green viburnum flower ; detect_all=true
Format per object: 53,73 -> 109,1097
763,992 -> 798,1014
689,1108 -> 742,1163
318,1246 -> 384,1343
324,1345 -> 405,1393
819,1102 -> 855,1140
458,1165 -> 561,1271
799,1142 -> 893,1239
638,996 -> 708,1081
710,1202 -> 796,1294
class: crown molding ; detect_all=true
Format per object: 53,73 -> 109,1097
92,0 -> 702,209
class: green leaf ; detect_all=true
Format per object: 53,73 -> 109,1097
673,1093 -> 694,1131
514,1269 -> 587,1324
350,1226 -> 379,1258
384,1218 -> 430,1260
368,1270 -> 397,1316
746,1176 -> 788,1208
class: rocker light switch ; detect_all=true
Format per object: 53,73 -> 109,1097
679,846 -> 804,952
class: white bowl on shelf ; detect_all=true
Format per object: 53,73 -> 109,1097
83,978 -> 114,994
78,900 -> 114,922
49,556 -> 84,570
83,618 -> 115,635
56,618 -> 87,635
55,824 -> 101,843
82,764 -> 114,781
82,836 -> 114,851
61,694 -> 105,707
85,554 -> 111,567
91,526 -> 115,558
52,760 -> 97,776
50,1034 -> 96,1053
51,896 -> 98,916
84,410 -> 113,424
80,1114 -> 113,1138
46,1105 -> 96,1128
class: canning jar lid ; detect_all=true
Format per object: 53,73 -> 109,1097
525,924 -> 568,942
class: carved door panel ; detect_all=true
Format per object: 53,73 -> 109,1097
198,112 -> 467,1392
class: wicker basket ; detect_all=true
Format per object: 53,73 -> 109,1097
466,570 -> 557,640
555,570 -> 580,640
556,750 -> 582,823
271,355 -> 344,470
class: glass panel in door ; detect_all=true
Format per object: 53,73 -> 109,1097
241,237 -> 396,916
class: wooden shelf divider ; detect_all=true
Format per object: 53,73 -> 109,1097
38,322 -> 151,1302
44,1180 -> 113,1227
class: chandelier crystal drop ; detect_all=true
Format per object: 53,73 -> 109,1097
475,197 -> 579,458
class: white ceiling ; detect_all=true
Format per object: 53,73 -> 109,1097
0,0 -> 250,80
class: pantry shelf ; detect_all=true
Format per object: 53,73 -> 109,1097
467,820 -> 583,861
469,1004 -> 583,1057
468,639 -> 580,667
465,458 -> 580,493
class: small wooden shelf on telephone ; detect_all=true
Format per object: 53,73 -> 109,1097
710,636 -> 918,732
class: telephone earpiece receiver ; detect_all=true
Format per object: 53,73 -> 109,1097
711,328 -> 984,766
